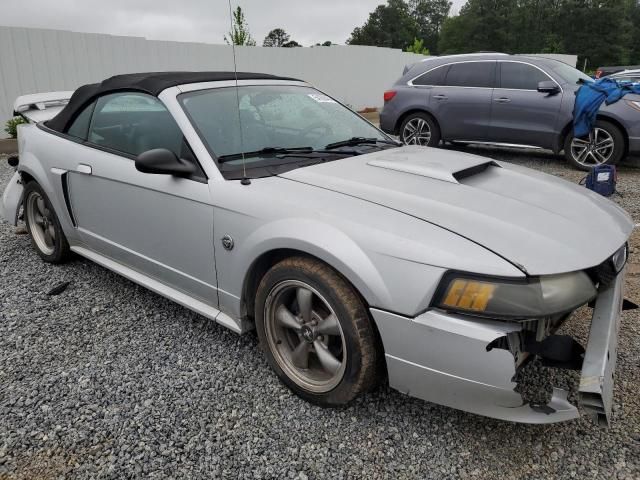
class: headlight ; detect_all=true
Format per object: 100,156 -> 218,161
611,243 -> 628,274
433,271 -> 596,320
627,100 -> 640,112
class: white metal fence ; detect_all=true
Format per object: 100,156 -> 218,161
0,25 -> 577,137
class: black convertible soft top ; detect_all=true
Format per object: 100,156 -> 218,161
47,71 -> 302,133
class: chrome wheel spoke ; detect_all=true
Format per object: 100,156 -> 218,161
313,340 -> 341,375
36,197 -> 46,216
275,304 -> 301,332
316,313 -> 340,336
296,288 -> 313,324
592,150 -> 607,163
43,227 -> 54,246
290,341 -> 310,369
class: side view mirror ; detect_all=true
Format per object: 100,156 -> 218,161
135,148 -> 195,177
537,80 -> 560,95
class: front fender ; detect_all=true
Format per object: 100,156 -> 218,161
246,218 -> 393,304
216,217 -> 394,319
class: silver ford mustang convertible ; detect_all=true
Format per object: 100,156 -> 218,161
1,72 -> 633,425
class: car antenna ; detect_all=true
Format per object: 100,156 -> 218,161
227,0 -> 250,185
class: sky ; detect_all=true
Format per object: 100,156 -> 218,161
1,0 -> 466,47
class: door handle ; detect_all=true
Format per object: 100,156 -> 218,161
494,97 -> 511,103
75,164 -> 92,175
433,94 -> 448,101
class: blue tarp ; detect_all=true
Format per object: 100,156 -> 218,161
573,78 -> 640,138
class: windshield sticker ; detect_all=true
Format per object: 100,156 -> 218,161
308,94 -> 336,103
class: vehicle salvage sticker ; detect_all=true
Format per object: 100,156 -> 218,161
308,93 -> 336,103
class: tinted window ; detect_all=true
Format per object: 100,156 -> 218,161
88,93 -> 184,157
66,101 -> 95,140
545,60 -> 592,85
443,62 -> 495,88
500,62 -> 550,90
413,65 -> 447,86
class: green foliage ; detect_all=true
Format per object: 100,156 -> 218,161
347,0 -> 417,49
224,6 -> 256,46
4,116 -> 26,139
263,28 -> 290,47
409,0 -> 451,54
348,0 -> 451,53
351,0 -> 640,69
282,40 -> 302,48
405,38 -> 431,55
438,0 -> 640,68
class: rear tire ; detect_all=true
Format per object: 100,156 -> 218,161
255,256 -> 380,406
23,181 -> 71,263
399,112 -> 441,147
564,120 -> 625,171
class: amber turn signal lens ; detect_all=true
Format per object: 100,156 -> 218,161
442,279 -> 496,312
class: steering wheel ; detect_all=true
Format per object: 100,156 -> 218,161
300,122 -> 334,142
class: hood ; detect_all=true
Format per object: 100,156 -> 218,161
280,146 -> 633,276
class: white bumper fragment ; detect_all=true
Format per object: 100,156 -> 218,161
1,171 -> 24,226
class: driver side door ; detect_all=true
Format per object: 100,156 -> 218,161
64,92 -> 219,306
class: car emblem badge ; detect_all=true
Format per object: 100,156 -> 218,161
301,325 -> 315,343
221,235 -> 234,251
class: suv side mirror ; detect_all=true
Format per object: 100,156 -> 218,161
537,81 -> 560,95
135,148 -> 195,177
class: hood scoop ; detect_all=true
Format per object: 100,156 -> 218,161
367,147 -> 500,184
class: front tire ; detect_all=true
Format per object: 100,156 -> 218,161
23,181 -> 71,263
255,257 -> 380,406
564,120 -> 625,170
399,112 -> 441,147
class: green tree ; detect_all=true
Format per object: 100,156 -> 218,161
559,0 -> 632,69
224,6 -> 256,46
409,0 -> 451,54
282,40 -> 302,48
629,0 -> 640,63
405,38 -> 431,55
263,28 -> 290,47
347,0 -> 417,49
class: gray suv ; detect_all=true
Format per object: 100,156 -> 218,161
380,54 -> 640,170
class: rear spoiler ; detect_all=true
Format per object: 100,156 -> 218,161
13,91 -> 73,123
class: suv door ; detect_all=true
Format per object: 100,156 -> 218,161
488,61 -> 563,148
64,92 -> 218,306
428,61 -> 496,141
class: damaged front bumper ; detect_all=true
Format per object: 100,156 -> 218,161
372,267 -> 626,425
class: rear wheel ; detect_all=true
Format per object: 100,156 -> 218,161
400,112 -> 441,147
23,181 -> 71,263
255,257 -> 380,406
564,120 -> 625,170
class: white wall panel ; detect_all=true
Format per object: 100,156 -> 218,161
0,25 -> 577,137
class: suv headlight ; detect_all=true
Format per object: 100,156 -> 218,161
627,100 -> 640,112
432,271 -> 596,320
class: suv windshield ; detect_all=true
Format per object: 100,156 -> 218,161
179,85 -> 390,174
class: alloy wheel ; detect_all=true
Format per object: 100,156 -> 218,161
26,191 -> 56,256
402,118 -> 432,146
570,128 -> 615,167
264,280 -> 347,393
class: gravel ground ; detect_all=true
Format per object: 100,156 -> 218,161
1,149 -> 639,480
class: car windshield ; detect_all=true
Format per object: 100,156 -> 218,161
179,85 -> 389,169
544,60 -> 592,85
